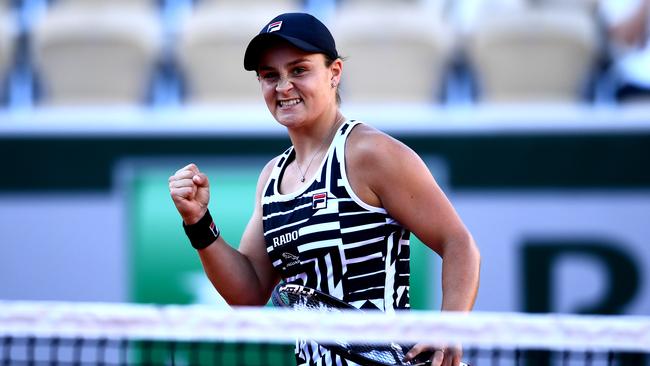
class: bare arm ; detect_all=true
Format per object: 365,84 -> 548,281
346,126 -> 480,310
346,126 -> 480,366
169,161 -> 280,306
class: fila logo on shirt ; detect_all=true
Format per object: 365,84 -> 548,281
267,21 -> 282,33
312,192 -> 327,209
273,230 -> 299,248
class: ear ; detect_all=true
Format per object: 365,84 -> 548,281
329,58 -> 343,86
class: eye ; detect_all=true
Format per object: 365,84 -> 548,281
260,72 -> 278,82
292,67 -> 306,76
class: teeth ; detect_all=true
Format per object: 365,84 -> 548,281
279,99 -> 301,107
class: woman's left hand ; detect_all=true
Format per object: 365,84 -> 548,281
404,343 -> 463,366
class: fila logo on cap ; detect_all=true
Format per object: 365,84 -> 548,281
267,21 -> 282,33
312,192 -> 327,210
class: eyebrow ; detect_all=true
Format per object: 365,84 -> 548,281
259,57 -> 312,72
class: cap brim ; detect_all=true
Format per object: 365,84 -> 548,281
244,33 -> 325,71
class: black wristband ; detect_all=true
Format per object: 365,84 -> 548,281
183,209 -> 220,250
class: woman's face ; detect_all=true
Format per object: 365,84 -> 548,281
257,43 -> 341,129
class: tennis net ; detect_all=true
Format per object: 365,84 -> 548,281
1,300 -> 649,366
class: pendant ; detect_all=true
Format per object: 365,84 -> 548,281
300,177 -> 305,183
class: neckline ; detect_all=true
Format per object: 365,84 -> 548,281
274,120 -> 348,198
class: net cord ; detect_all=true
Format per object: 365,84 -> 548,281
1,301 -> 649,353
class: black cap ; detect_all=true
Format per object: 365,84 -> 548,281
244,12 -> 339,71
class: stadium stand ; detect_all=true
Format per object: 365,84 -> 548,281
176,2 -> 301,105
0,0 -> 15,102
199,0 -> 299,4
536,0 -> 598,12
30,1 -> 162,105
53,0 -> 156,7
0,0 -> 641,107
339,0 -> 422,3
466,5 -> 600,103
333,2 -> 454,103
0,0 -> 12,12
598,0 -> 650,104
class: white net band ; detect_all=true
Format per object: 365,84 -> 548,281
1,301 -> 649,353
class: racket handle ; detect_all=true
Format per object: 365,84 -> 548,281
410,361 -> 469,366
410,353 -> 470,366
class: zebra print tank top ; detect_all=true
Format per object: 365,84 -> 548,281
261,120 -> 411,366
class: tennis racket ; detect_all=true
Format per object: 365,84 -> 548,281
272,283 -> 469,366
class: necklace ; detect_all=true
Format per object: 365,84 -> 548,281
295,115 -> 345,183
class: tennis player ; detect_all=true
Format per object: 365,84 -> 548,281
169,12 -> 480,366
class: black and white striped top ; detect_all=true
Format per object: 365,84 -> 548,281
262,120 -> 411,365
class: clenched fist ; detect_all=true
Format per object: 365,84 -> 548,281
169,163 -> 211,225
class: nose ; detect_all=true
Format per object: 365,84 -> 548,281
276,76 -> 293,93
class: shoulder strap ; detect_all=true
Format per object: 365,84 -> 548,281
262,147 -> 293,198
323,120 -> 361,193
333,120 -> 361,151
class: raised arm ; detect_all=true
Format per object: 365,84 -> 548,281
169,160 -> 280,306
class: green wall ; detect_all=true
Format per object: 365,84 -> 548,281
127,159 -> 434,309
2,131 -> 649,309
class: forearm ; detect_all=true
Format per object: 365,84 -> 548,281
197,237 -> 270,306
440,233 -> 480,312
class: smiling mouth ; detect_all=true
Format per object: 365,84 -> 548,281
278,98 -> 302,108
